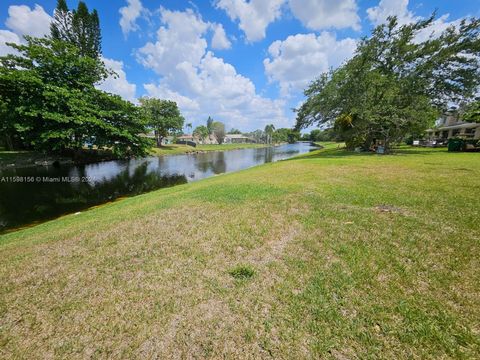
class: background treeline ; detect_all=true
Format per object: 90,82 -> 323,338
300,128 -> 343,143
295,14 -> 480,151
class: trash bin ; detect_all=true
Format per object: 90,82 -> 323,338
448,138 -> 465,152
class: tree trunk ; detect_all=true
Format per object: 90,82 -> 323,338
384,138 -> 390,154
154,130 -> 162,147
4,135 -> 14,151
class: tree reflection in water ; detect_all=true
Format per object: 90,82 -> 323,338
0,161 -> 187,232
0,143 -> 317,232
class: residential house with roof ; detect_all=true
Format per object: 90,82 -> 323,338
224,134 -> 256,144
426,110 -> 480,142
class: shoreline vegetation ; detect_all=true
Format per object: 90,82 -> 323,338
149,143 -> 274,156
0,143 -> 277,170
1,144 -> 478,358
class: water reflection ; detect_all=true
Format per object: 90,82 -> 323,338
0,143 -> 316,232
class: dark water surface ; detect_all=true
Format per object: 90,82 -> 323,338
0,143 -> 317,232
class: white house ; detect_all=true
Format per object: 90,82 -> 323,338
426,111 -> 480,141
224,134 -> 255,144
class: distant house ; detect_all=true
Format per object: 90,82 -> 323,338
139,131 -> 173,145
177,135 -> 194,142
224,134 -> 255,144
176,135 -> 197,147
426,111 -> 480,142
195,134 -> 218,145
163,136 -> 174,145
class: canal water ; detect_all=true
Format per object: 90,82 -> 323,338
0,143 -> 317,232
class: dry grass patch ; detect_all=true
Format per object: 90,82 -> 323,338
1,146 -> 479,358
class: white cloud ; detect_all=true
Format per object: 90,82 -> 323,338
367,1 -> 465,44
414,15 -> 463,43
0,4 -> 52,56
119,0 -> 144,36
367,0 -> 417,26
5,4 -> 52,37
143,85 -> 200,112
264,32 -> 357,95
137,8 -> 209,74
144,52 -> 290,130
211,23 -> 231,50
0,30 -> 21,56
97,58 -> 137,102
289,0 -> 360,31
215,0 -> 285,42
137,8 -> 289,130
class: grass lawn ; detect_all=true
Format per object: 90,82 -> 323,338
0,151 -> 37,167
0,145 -> 479,358
150,143 -> 269,156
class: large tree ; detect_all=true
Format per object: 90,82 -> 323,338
139,98 -> 184,147
212,121 -> 226,144
296,15 -> 480,150
193,125 -> 209,143
50,0 -> 102,59
206,116 -> 214,134
50,0 -> 71,42
0,37 -> 148,156
464,100 -> 480,123
264,124 -> 275,144
273,128 -> 300,144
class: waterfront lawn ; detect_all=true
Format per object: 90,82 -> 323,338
0,151 -> 36,167
0,145 -> 479,359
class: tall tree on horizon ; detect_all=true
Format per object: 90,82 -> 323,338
264,124 -> 275,144
212,121 -> 226,144
206,116 -> 214,135
50,0 -> 102,59
50,0 -> 72,43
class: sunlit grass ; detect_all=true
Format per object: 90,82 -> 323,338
0,145 -> 479,358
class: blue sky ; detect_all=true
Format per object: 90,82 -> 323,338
1,1 -> 479,131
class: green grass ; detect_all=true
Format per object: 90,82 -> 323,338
228,265 -> 256,280
0,150 -> 36,166
150,143 -> 269,156
0,145 -> 479,358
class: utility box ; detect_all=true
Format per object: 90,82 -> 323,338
448,138 -> 465,152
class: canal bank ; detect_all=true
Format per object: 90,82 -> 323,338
0,144 -> 276,171
0,143 -> 317,232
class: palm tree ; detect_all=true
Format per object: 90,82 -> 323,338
264,124 -> 275,144
186,123 -> 192,135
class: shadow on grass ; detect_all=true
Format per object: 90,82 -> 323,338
391,147 -> 448,156
290,147 -> 369,161
290,145 -> 449,161
156,145 -> 190,150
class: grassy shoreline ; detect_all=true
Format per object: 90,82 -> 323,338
0,144 -> 272,169
149,143 -> 271,156
1,145 -> 479,358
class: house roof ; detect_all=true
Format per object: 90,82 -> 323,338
225,134 -> 248,138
